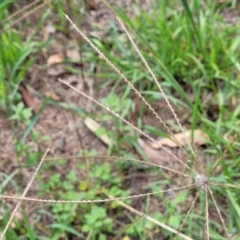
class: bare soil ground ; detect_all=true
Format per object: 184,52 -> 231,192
1,1 -> 239,239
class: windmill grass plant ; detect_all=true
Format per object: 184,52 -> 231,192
0,0 -> 240,239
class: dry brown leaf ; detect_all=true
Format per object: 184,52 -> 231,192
86,0 -> 99,10
138,138 -> 166,164
66,49 -> 80,61
19,86 -> 40,113
10,210 -> 22,228
64,75 -> 78,85
47,53 -> 64,64
84,117 -> 110,146
44,91 -> 60,101
47,64 -> 66,76
43,23 -> 56,42
150,129 -> 209,149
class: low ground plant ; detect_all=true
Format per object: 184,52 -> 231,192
0,1 -> 240,239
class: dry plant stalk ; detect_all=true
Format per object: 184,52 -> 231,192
1,10 -> 239,240
1,0 -> 49,32
59,14 -> 233,240
0,148 -> 50,240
